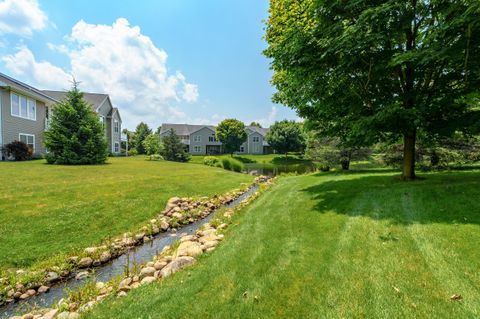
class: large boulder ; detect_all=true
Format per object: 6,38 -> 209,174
160,256 -> 195,278
45,271 -> 60,283
175,241 -> 203,258
139,266 -> 156,279
78,257 -> 93,268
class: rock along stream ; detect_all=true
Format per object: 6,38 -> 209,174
0,185 -> 259,319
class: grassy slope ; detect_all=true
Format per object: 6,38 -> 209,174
0,157 -> 252,270
86,169 -> 480,319
190,154 -> 310,165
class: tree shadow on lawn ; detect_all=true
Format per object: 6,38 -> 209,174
301,170 -> 480,226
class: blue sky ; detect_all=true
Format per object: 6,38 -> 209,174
0,0 -> 298,130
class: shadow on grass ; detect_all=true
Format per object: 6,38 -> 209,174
301,169 -> 480,225
231,156 -> 257,164
271,156 -> 312,165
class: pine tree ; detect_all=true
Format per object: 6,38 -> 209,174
44,82 -> 108,164
160,129 -> 190,162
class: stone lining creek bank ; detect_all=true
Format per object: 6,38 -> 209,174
1,176 -> 271,319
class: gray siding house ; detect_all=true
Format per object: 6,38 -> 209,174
42,90 -> 123,155
0,72 -> 57,159
0,72 -> 123,160
160,123 -> 272,155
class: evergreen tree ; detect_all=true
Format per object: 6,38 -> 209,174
134,122 -> 152,154
44,82 -> 107,164
160,129 -> 190,162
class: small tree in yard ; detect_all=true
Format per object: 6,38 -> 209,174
216,119 -> 247,156
142,133 -> 161,157
160,129 -> 190,162
44,82 -> 107,165
266,120 -> 305,157
134,122 -> 152,155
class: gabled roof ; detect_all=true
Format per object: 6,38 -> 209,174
160,123 -> 270,137
0,72 -> 58,104
246,126 -> 269,136
160,123 -> 216,136
41,90 -> 109,112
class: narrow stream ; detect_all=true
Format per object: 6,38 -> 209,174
0,185 -> 259,319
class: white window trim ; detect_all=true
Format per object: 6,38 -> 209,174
193,135 -> 201,142
114,142 -> 120,153
114,120 -> 119,133
11,92 -> 36,121
252,136 -> 260,143
193,146 -> 201,153
19,133 -> 35,152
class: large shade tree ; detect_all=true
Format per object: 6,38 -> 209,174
264,0 -> 480,179
266,120 -> 305,157
216,119 -> 248,155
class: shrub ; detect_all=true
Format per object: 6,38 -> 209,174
221,158 -> 232,170
230,160 -> 244,172
2,141 -> 33,161
221,157 -> 244,172
204,156 -> 220,167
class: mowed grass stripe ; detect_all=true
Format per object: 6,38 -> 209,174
0,157 -> 253,270
84,170 -> 480,319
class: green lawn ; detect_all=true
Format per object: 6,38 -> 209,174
0,157 -> 253,270
85,169 -> 480,319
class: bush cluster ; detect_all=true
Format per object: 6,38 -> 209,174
203,156 -> 244,172
2,141 -> 33,161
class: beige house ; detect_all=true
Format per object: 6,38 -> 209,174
160,123 -> 272,155
0,72 -> 122,160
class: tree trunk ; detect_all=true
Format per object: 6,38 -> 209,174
402,131 -> 416,180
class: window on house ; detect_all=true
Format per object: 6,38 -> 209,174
253,136 -> 260,142
240,146 -> 245,152
114,142 -> 119,153
194,135 -> 201,142
208,135 -> 216,142
114,120 -> 119,133
99,116 -> 106,129
11,93 -> 36,120
19,134 -> 35,151
193,146 -> 201,153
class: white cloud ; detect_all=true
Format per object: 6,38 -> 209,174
2,46 -> 71,89
251,106 -> 278,128
3,18 -> 199,129
182,83 -> 199,102
0,0 -> 47,36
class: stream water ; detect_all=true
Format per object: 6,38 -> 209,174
0,185 -> 259,319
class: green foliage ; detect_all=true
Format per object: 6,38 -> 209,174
123,129 -> 136,153
160,129 -> 190,162
204,156 -> 220,167
221,157 -> 232,170
216,119 -> 247,155
134,122 -> 152,155
305,134 -> 371,170
2,141 -> 32,161
264,0 -> 480,179
44,82 -> 107,165
220,157 -> 244,172
379,136 -> 480,169
249,122 -> 262,128
266,120 -> 305,155
142,133 -> 161,156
